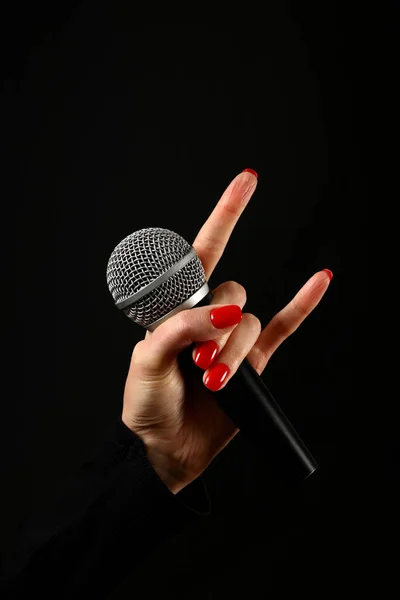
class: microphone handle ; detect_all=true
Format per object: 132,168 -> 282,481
181,291 -> 318,481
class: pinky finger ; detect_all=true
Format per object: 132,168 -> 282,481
247,269 -> 333,375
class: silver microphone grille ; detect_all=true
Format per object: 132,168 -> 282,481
106,227 -> 207,328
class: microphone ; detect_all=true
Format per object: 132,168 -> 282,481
106,227 -> 318,481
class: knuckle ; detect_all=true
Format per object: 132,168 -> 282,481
196,232 -> 219,252
130,339 -> 148,366
249,345 -> 266,374
223,280 -> 247,305
242,312 -> 262,334
290,298 -> 309,319
165,310 -> 193,345
270,313 -> 291,338
173,310 -> 190,334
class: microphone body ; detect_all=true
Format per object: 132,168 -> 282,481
107,227 -> 318,481
183,291 -> 317,481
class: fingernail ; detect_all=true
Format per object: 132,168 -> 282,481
242,168 -> 258,178
210,305 -> 242,329
322,268 -> 333,281
194,340 -> 219,370
204,363 -> 230,392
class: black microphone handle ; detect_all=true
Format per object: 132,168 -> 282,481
178,291 -> 318,482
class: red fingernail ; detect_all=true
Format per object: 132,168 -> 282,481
242,168 -> 258,178
194,340 -> 219,370
322,268 -> 333,281
210,305 -> 242,329
204,363 -> 230,392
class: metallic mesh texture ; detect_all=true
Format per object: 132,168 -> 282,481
106,227 -> 206,327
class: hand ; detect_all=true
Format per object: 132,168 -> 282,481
122,170 -> 332,494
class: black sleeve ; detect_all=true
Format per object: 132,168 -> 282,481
0,419 -> 211,599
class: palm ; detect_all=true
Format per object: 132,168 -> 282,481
124,352 -> 238,474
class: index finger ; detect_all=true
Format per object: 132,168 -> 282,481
192,169 -> 258,280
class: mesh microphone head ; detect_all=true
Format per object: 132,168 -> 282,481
106,227 -> 207,328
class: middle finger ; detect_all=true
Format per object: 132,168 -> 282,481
191,280 -> 247,369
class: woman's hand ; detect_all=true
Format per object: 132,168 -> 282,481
122,169 -> 333,494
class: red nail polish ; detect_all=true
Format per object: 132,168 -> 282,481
242,168 -> 258,178
322,268 -> 333,281
194,340 -> 219,370
204,363 -> 230,392
210,305 -> 242,329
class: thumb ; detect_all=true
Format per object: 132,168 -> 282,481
132,304 -> 242,376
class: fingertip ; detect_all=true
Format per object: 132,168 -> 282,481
203,363 -> 230,392
242,168 -> 258,178
210,304 -> 242,329
193,340 -> 219,370
307,269 -> 333,292
322,268 -> 334,281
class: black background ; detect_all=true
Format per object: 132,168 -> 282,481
3,1 -> 395,598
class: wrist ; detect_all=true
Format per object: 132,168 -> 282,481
144,443 -> 188,495
121,415 -> 192,494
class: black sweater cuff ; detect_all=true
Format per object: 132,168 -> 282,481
112,417 -> 211,516
1,419 -> 211,598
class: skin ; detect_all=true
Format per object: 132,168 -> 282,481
122,171 -> 332,494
